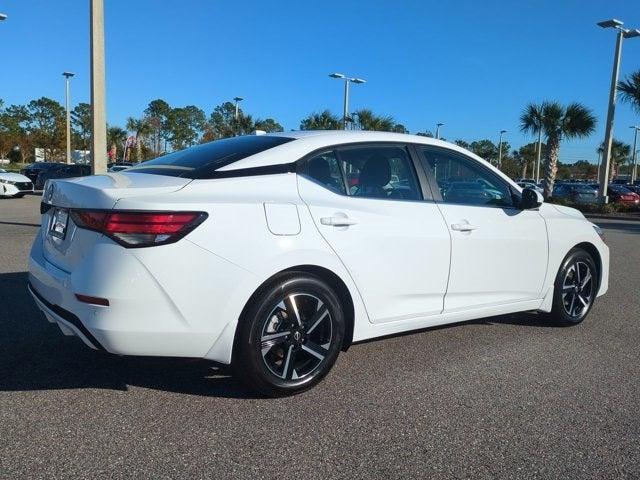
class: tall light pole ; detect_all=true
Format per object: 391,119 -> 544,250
497,130 -> 506,167
329,73 -> 366,130
631,125 -> 640,183
435,123 -> 444,139
596,147 -> 604,183
63,72 -> 75,164
90,0 -> 107,174
233,96 -> 243,120
596,19 -> 640,202
535,128 -> 543,183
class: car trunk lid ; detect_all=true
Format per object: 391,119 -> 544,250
41,172 -> 192,272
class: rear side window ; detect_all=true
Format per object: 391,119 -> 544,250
127,135 -> 295,178
306,151 -> 347,194
338,145 -> 421,200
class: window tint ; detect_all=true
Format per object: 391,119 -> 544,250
338,145 -> 420,200
420,147 -> 513,208
306,151 -> 347,194
127,135 -> 295,178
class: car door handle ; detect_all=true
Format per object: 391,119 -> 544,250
320,216 -> 358,227
451,222 -> 479,232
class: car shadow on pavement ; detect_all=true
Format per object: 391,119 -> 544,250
0,271 -> 563,397
0,271 -> 259,399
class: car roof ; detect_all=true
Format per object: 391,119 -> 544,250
218,131 -> 518,189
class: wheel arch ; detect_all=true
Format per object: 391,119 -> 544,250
231,264 -> 356,366
573,241 -> 602,290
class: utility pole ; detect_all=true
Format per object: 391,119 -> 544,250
63,72 -> 75,164
596,19 -> 640,202
497,130 -> 506,168
329,73 -> 366,130
631,126 -> 639,184
535,128 -> 542,183
90,0 -> 107,174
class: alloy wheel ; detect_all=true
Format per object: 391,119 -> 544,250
561,260 -> 594,319
260,293 -> 333,381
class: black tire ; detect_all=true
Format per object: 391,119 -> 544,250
548,248 -> 598,326
236,272 -> 345,397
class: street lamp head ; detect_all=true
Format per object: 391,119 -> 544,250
500,129 -> 507,134
233,96 -> 243,102
632,125 -> 640,130
436,122 -> 444,127
597,19 -> 624,29
624,29 -> 640,39
62,71 -> 75,78
329,73 -> 345,79
350,78 -> 366,84
0,13 -> 7,21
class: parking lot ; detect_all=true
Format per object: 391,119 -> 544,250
1,194 -> 639,479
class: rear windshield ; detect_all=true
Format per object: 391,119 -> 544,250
127,135 -> 295,178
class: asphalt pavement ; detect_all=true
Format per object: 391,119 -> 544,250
1,194 -> 638,479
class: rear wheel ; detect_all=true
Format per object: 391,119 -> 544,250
549,248 -> 597,326
236,273 -> 345,397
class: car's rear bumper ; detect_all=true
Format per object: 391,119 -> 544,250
28,228 -> 257,362
28,282 -> 105,350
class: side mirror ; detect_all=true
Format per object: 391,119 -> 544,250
520,187 -> 543,209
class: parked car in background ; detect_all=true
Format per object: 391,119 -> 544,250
36,164 -> 91,190
552,183 -> 598,204
108,164 -> 132,172
517,181 -> 543,194
517,178 -> 537,184
29,131 -> 609,396
625,184 -> 640,196
21,162 -> 62,186
107,162 -> 134,170
606,184 -> 640,204
0,168 -> 34,198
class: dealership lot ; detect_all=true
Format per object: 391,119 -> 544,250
1,195 -> 639,479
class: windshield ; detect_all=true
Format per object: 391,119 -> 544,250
127,135 -> 295,178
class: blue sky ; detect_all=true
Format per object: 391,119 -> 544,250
1,0 -> 639,163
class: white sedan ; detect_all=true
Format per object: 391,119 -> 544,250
28,131 -> 609,396
0,168 -> 34,198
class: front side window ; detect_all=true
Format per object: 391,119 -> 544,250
337,145 -> 421,201
420,147 -> 513,208
305,151 -> 347,195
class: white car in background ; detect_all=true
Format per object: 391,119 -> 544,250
0,168 -> 34,198
28,131 -> 609,396
517,181 -> 544,194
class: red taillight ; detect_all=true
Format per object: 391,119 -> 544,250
70,210 -> 207,248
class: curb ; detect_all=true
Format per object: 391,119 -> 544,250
584,214 -> 640,222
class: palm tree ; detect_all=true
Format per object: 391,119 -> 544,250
353,109 -> 396,131
618,70 -> 640,114
232,113 -> 255,136
299,110 -> 341,130
600,139 -> 631,180
126,117 -> 152,161
520,102 -> 596,198
519,103 -> 545,180
107,126 -> 127,161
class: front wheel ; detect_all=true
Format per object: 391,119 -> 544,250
236,273 -> 345,397
549,248 -> 598,326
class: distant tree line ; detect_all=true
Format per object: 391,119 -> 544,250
1,67 -> 638,197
